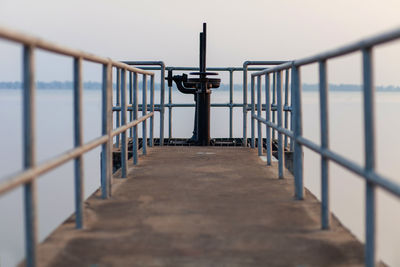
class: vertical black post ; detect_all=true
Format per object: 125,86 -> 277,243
197,22 -> 211,146
166,23 -> 219,146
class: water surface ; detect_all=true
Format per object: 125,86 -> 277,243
0,89 -> 399,266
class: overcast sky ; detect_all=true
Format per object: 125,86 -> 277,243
0,0 -> 400,84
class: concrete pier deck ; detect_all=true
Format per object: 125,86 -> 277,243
34,147 -> 365,267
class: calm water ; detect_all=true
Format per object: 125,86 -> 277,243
0,89 -> 399,266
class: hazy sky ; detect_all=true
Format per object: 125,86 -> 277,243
0,0 -> 400,84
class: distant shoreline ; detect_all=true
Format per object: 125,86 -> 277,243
1,81 -> 400,92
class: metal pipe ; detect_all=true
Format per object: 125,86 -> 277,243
295,136 -> 400,197
242,61 -> 289,67
319,60 -> 330,229
129,72 -> 133,138
242,61 -> 288,147
120,69 -> 127,178
253,115 -> 294,138
139,66 -> 267,71
243,64 -> 248,147
0,135 -> 108,195
115,69 -> 121,148
272,73 -> 276,141
0,26 -> 154,75
253,28 -> 400,78
169,85 -> 172,139
265,74 -> 272,165
290,68 -> 294,152
255,112 -> 400,197
140,66 -> 267,72
277,71 -> 284,179
112,113 -> 154,136
101,64 -> 112,199
111,103 -> 251,111
73,57 -> 84,229
162,103 -> 246,108
229,70 -> 233,138
257,76 -> 262,156
149,75 -> 154,147
132,73 -> 138,165
100,65 -> 107,199
0,114 -> 154,196
123,61 -> 165,145
107,66 -> 114,197
23,44 -> 37,267
142,74 -> 147,155
250,75 -> 255,148
293,65 -> 304,200
362,47 -> 376,267
297,136 -> 392,204
160,64 -> 165,145
284,69 -> 289,148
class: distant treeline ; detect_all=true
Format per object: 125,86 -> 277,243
0,81 -> 102,90
1,81 -> 400,92
302,83 -> 400,92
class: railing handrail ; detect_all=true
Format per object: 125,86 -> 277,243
0,112 -> 154,195
121,62 -> 285,140
250,26 -> 400,267
252,26 -> 400,76
0,26 -> 154,76
0,26 -> 156,267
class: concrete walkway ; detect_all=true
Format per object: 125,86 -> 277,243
34,147 -> 365,267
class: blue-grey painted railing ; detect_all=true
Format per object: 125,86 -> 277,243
1,24 -> 400,267
251,27 -> 400,267
122,64 -> 290,141
0,27 -> 155,267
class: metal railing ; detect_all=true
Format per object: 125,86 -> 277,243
251,27 -> 400,267
0,27 -> 155,267
1,24 -> 400,267
122,63 -> 291,141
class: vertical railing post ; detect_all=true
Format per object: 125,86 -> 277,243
319,60 -> 330,229
229,69 -> 233,138
149,74 -> 154,147
23,45 -> 38,267
120,69 -> 127,178
168,82 -> 172,139
115,68 -> 121,147
362,47 -> 376,267
250,75 -> 255,148
160,65 -> 165,145
107,68 -> 113,195
277,71 -> 284,179
257,75 -> 262,156
250,76 -> 255,148
272,72 -> 277,141
290,68 -> 295,151
132,72 -> 138,165
293,65 -> 304,200
129,72 -> 133,139
101,63 -> 112,199
284,69 -> 289,149
243,65 -> 248,146
265,73 -> 272,165
73,57 -> 84,229
142,74 -> 147,155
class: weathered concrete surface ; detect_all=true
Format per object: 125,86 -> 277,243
33,147 -> 366,267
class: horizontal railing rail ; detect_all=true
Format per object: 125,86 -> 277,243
0,27 -> 155,267
251,26 -> 400,267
